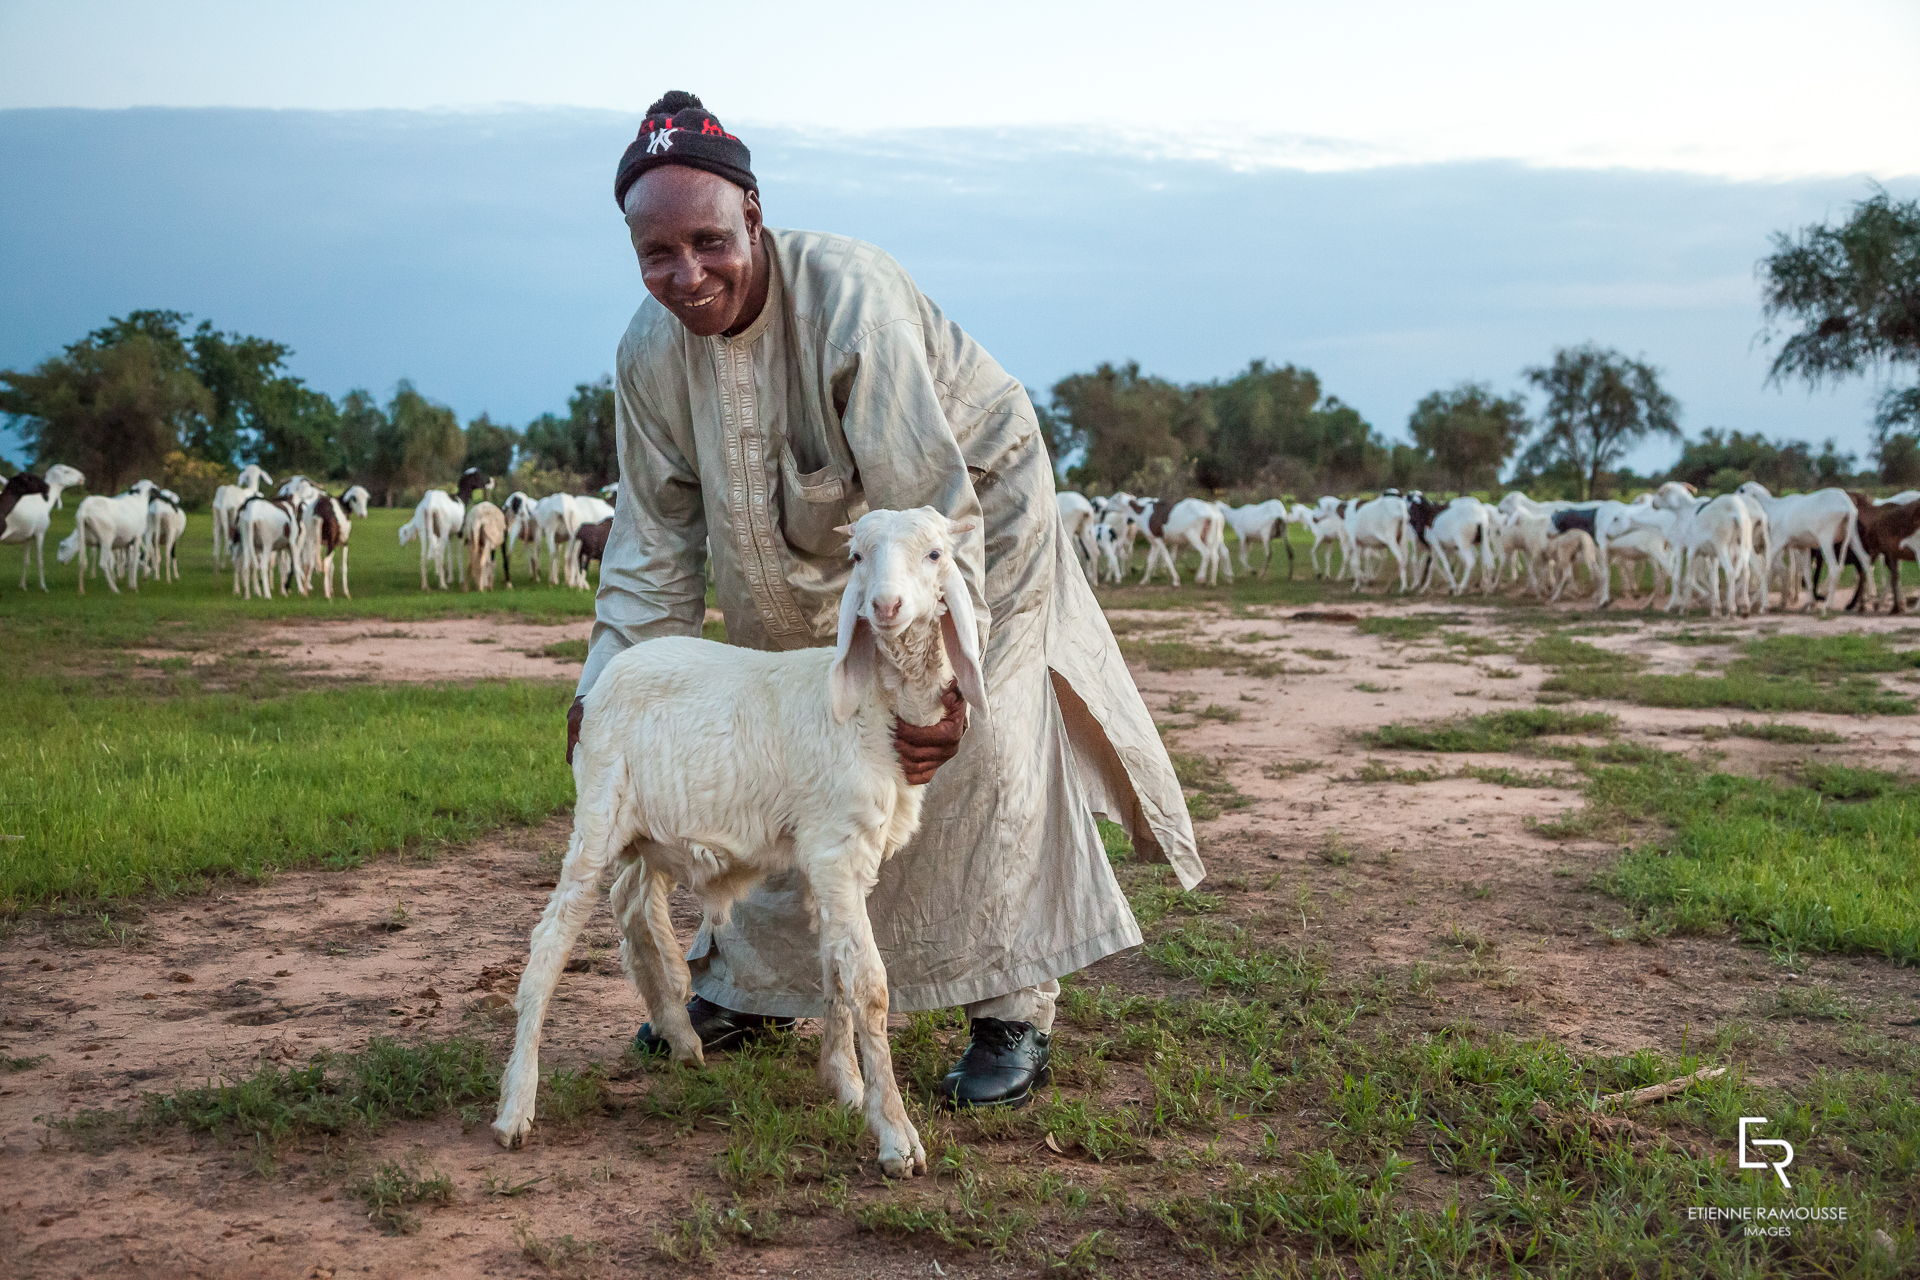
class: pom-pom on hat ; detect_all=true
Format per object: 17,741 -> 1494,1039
614,91 -> 756,210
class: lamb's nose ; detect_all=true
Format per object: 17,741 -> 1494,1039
871,597 -> 902,625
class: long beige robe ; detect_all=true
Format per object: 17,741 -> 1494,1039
579,227 -> 1202,1015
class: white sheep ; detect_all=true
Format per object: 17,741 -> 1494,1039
494,507 -> 986,1179
463,500 -> 509,591
58,482 -> 153,594
398,490 -> 466,590
1054,491 -> 1098,582
1223,499 -> 1289,578
1138,497 -> 1230,586
144,489 -> 187,581
232,495 -> 297,599
1734,481 -> 1865,615
210,464 -> 271,569
1346,494 -> 1411,592
533,493 -> 583,586
1,464 -> 85,591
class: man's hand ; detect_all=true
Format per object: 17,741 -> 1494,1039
894,683 -> 967,785
566,695 -> 585,765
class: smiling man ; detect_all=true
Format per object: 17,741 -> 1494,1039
569,91 -> 1201,1109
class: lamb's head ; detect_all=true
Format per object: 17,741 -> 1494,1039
1653,480 -> 1697,511
238,464 -> 272,489
829,507 -> 985,724
45,464 -> 85,490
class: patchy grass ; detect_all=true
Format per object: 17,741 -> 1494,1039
1195,703 -> 1243,723
1261,758 -> 1324,780
1461,764 -> 1579,789
1356,613 -> 1466,642
536,638 -> 589,661
350,1157 -> 455,1234
1558,758 -> 1920,962
1518,633 -> 1644,672
56,1036 -> 499,1153
2,675 -> 573,911
1541,631 -> 1919,716
1119,638 -> 1288,679
1170,751 -> 1253,821
1542,667 -> 1913,716
1340,759 -> 1449,785
1364,708 -> 1617,753
1698,721 -> 1849,745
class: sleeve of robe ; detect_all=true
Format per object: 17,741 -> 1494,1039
828,319 -> 990,650
576,359 -> 709,699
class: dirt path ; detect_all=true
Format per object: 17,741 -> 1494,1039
7,601 -> 1919,1277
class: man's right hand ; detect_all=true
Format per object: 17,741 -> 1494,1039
566,695 -> 585,765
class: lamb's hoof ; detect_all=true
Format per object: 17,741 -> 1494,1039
493,1115 -> 532,1149
878,1132 -> 927,1179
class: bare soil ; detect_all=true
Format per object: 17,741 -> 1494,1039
7,601 -> 1920,1278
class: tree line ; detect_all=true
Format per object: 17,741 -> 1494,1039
1046,187 -> 1916,500
4,189 -> 1913,505
0,310 -> 619,507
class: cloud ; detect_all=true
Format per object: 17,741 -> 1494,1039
1,107 -> 1911,473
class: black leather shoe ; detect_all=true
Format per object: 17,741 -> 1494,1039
632,996 -> 796,1056
939,1017 -> 1053,1108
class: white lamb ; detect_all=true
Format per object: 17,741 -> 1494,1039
493,507 -> 986,1180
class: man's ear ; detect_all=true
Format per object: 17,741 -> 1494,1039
743,188 -> 763,241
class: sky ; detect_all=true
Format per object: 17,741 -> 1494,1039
2,1 -> 1917,474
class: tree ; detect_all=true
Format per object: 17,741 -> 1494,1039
1759,187 -> 1920,482
1049,361 -> 1209,492
1519,344 -> 1681,499
334,389 -> 389,491
376,380 -> 463,504
1669,428 -> 1821,493
253,378 -> 341,477
522,377 -> 617,488
1405,382 -> 1530,492
0,331 -> 212,490
464,413 -> 520,477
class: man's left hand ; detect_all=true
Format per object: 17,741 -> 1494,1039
895,683 -> 967,784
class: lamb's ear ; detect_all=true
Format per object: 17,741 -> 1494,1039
829,582 -> 875,723
938,560 -> 988,715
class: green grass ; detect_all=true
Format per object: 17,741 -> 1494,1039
1568,757 -> 1920,962
1701,721 -> 1849,745
1,675 -> 572,910
1363,708 -> 1617,753
1170,750 -> 1253,820
1539,631 -> 1919,717
1542,668 -> 1913,715
350,1157 -> 455,1234
1,506 -> 597,663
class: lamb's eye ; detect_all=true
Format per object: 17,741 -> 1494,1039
851,552 -> 863,563
927,549 -> 941,561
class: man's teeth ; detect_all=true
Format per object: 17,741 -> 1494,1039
686,295 -> 717,308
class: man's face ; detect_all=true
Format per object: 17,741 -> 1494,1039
625,167 -> 762,338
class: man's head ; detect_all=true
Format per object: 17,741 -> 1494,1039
624,166 -> 764,338
615,91 -> 767,338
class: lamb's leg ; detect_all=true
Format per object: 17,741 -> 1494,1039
808,857 -> 924,1179
609,859 -> 701,1064
494,768 -> 632,1149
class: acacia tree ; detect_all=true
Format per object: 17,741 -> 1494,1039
522,377 -> 617,488
1405,382 -> 1530,492
1049,361 -> 1195,491
1519,345 -> 1680,499
1759,188 -> 1920,479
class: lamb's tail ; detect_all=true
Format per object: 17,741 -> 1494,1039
56,527 -> 81,563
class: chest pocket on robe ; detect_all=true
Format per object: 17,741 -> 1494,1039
778,444 -> 859,558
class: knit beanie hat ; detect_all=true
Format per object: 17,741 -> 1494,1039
614,91 -> 756,210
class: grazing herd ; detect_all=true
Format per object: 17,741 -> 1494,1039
7,456 -> 1914,617
1060,482 -> 1920,616
0,459 -> 620,599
